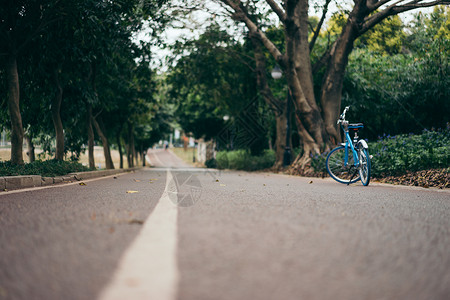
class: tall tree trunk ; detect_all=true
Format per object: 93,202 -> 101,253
286,0 -> 328,164
6,54 -> 24,165
320,7 -> 364,145
126,122 -> 135,168
26,134 -> 35,163
87,104 -> 95,169
116,132 -> 124,169
52,66 -> 64,160
92,115 -> 114,169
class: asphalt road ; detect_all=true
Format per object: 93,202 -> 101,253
1,149 -> 449,300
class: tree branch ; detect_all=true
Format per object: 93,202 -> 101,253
361,0 -> 448,35
309,0 -> 331,52
220,0 -> 285,65
265,0 -> 286,23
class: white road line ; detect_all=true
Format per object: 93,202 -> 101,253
97,170 -> 179,300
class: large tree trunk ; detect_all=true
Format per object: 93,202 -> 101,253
285,0 -> 328,166
6,54 -> 24,165
52,66 -> 65,160
87,104 -> 95,169
92,115 -> 114,169
320,7 -> 364,145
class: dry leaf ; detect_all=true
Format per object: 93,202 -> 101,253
79,182 -> 86,186
127,190 -> 139,194
309,181 -> 313,184
134,179 -> 141,182
128,219 -> 144,225
220,184 -> 226,187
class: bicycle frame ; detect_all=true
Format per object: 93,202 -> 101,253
342,130 -> 360,168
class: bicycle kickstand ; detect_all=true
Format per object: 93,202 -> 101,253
347,167 -> 359,186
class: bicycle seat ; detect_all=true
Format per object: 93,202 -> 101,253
349,123 -> 364,129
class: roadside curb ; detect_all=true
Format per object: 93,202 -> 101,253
1,167 -> 142,191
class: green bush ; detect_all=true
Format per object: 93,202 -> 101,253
215,149 -> 276,171
0,160 -> 91,177
369,127 -> 450,177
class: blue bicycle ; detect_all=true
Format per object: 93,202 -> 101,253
326,106 -> 371,186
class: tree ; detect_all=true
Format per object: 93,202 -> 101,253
217,0 -> 448,171
0,0 -> 63,164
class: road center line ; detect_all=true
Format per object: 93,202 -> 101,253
97,170 -> 179,300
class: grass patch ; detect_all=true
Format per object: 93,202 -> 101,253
0,160 -> 91,177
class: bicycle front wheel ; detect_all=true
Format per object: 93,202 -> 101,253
326,146 -> 360,184
358,148 -> 371,186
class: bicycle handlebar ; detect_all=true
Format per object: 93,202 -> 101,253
337,106 -> 350,124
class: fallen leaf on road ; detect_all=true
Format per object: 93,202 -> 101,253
150,178 -> 158,181
134,179 -> 141,182
128,219 -> 144,225
309,181 -> 313,184
79,182 -> 86,186
215,179 -> 219,182
126,190 -> 139,194
113,176 -> 117,179
220,184 -> 226,187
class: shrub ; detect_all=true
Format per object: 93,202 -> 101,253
369,127 -> 450,177
0,160 -> 91,177
215,149 -> 276,171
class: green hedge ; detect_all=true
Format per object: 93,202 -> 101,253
215,149 -> 276,171
0,160 -> 91,177
369,127 -> 450,177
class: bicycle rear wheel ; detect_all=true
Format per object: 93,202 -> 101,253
326,146 -> 360,184
358,148 -> 371,186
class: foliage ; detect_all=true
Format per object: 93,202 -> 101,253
167,23 -> 269,155
369,126 -> 450,177
0,160 -> 91,177
215,149 -> 275,171
356,15 -> 405,55
342,39 -> 449,139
